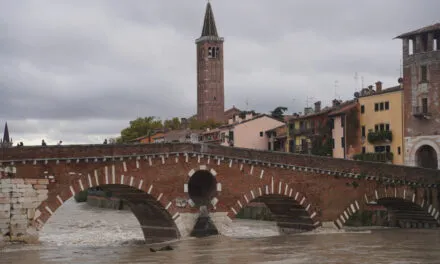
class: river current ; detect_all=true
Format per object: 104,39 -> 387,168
1,199 -> 439,264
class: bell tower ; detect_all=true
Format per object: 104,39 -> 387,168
195,2 -> 225,122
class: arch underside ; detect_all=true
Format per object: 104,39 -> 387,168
252,195 -> 316,233
98,184 -> 180,243
378,198 -> 439,228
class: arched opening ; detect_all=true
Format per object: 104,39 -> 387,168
188,170 -> 217,206
236,194 -> 316,234
40,184 -> 180,246
416,145 -> 438,169
376,198 -> 438,228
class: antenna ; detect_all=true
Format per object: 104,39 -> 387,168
334,80 -> 339,99
305,96 -> 315,108
354,72 -> 359,92
361,76 -> 364,89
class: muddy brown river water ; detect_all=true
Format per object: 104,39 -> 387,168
1,199 -> 439,264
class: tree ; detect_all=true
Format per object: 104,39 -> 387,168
163,117 -> 181,130
270,106 -> 288,121
188,118 -> 223,130
119,117 -> 163,143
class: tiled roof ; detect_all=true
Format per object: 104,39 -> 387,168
328,102 -> 358,117
395,23 -> 440,39
358,85 -> 402,98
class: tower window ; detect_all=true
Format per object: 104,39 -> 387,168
361,105 -> 365,114
421,65 -> 428,82
208,47 -> 220,59
409,39 -> 415,55
384,101 -> 389,110
422,98 -> 428,114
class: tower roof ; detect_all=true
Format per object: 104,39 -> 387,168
201,2 -> 218,37
3,122 -> 10,143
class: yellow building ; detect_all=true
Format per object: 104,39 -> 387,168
357,82 -> 404,165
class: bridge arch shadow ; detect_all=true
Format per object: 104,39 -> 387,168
229,185 -> 321,233
33,172 -> 182,244
334,187 -> 440,229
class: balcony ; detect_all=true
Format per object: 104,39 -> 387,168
290,127 -> 315,136
367,130 -> 393,144
413,106 -> 431,119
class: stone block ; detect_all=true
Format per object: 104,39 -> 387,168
0,218 -> 10,224
11,214 -> 27,221
10,179 -> 24,184
1,179 -> 11,184
11,219 -> 28,225
0,204 -> 10,211
36,179 -> 49,185
24,179 -> 38,184
33,184 -> 47,190
27,209 -> 35,219
0,211 -> 9,218
0,197 -> 9,204
36,189 -> 48,195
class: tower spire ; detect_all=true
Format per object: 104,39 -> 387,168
201,1 -> 218,37
3,122 -> 10,143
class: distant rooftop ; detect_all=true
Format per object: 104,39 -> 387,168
395,23 -> 440,39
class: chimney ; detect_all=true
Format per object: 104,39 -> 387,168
332,99 -> 340,107
375,81 -> 382,92
314,101 -> 321,112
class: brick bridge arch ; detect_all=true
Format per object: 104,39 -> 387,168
228,179 -> 321,232
334,186 -> 440,229
1,143 -> 440,242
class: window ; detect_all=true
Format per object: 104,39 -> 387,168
330,119 -> 334,129
268,142 -> 271,150
331,138 -> 335,149
380,102 -> 384,111
208,47 -> 220,59
361,105 -> 365,114
289,124 -> 294,130
385,145 -> 391,153
259,131 -> 263,137
374,103 -> 379,112
398,146 -> 401,155
362,147 -> 366,154
422,98 -> 428,113
375,125 -> 379,131
385,101 -> 389,110
421,65 -> 428,82
379,124 -> 385,131
341,137 -> 345,148
361,126 -> 366,137
341,117 -> 345,128
385,124 -> 390,131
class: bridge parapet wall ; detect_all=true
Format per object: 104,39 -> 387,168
201,144 -> 440,184
1,143 -> 439,185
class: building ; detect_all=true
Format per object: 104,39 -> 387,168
200,113 -> 284,150
396,23 -> 440,169
1,123 -> 12,148
356,82 -> 404,165
329,101 -> 360,159
287,101 -> 338,155
196,2 -> 225,122
163,129 -> 202,144
131,130 -> 165,144
266,124 -> 288,152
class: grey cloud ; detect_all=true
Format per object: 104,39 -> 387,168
0,0 -> 438,144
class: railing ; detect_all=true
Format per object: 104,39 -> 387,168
367,130 -> 393,144
413,106 -> 430,118
290,127 -> 315,136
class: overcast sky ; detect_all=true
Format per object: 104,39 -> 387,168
0,0 -> 439,145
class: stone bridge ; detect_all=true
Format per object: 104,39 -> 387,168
0,143 -> 439,243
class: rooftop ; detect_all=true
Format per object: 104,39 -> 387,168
358,85 -> 402,98
395,23 -> 440,39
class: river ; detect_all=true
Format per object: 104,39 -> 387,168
1,199 -> 439,264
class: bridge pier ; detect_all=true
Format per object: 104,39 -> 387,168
0,178 -> 49,243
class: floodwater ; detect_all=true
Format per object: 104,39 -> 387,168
1,199 -> 440,264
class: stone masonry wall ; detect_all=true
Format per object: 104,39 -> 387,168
0,176 -> 49,243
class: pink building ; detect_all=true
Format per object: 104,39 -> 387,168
217,114 -> 285,150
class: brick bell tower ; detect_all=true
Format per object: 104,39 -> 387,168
195,2 -> 225,122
